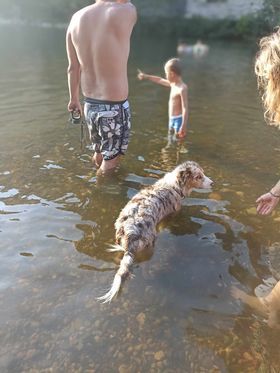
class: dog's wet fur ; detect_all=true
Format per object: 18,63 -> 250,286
97,161 -> 213,303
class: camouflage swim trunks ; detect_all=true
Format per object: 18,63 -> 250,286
84,97 -> 131,161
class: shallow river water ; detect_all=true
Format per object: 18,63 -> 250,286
1,24 -> 280,372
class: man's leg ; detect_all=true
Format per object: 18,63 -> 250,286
96,101 -> 130,174
92,152 -> 103,168
99,155 -> 121,174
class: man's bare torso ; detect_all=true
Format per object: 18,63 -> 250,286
69,1 -> 136,101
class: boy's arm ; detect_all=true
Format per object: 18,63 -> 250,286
178,85 -> 188,138
137,69 -> 170,87
66,25 -> 82,113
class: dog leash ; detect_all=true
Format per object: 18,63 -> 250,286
69,110 -> 90,150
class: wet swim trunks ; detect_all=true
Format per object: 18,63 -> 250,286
84,97 -> 131,161
169,115 -> 183,133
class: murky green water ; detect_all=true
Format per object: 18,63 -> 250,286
1,24 -> 280,372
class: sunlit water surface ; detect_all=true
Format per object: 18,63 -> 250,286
0,24 -> 280,372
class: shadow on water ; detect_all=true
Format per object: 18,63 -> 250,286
1,24 -> 280,371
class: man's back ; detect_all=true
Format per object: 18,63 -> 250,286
69,1 -> 136,101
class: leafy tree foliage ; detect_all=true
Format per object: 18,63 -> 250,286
262,0 -> 280,27
0,0 -> 279,39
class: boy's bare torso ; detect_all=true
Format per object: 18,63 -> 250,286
169,82 -> 187,117
69,1 -> 136,101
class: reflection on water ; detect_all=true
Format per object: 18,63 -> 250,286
1,24 -> 280,371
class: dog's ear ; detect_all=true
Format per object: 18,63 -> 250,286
178,167 -> 193,186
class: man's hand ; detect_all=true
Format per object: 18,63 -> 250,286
137,69 -> 146,80
68,100 -> 82,114
256,192 -> 280,215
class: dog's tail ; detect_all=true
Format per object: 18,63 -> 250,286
106,243 -> 126,253
97,251 -> 134,303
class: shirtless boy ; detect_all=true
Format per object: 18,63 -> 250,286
66,0 -> 137,173
138,58 -> 188,138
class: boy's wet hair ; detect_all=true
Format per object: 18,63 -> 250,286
165,58 -> 182,76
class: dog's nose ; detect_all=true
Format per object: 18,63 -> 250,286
210,181 -> 214,187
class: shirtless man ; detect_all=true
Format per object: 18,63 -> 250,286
66,0 -> 137,173
137,58 -> 188,139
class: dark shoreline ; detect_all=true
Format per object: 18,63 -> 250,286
134,15 -> 274,41
0,15 -> 275,41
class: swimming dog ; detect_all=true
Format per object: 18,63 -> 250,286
97,161 -> 213,303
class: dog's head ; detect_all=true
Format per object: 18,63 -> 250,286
175,161 -> 213,196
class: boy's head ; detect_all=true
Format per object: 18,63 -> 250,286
164,58 -> 182,82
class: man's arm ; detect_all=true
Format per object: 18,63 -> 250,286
131,2 -> 137,26
123,1 -> 137,25
137,69 -> 170,87
178,85 -> 188,138
66,25 -> 82,113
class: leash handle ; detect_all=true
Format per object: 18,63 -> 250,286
69,109 -> 82,125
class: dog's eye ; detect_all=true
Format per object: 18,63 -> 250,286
196,175 -> 203,180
